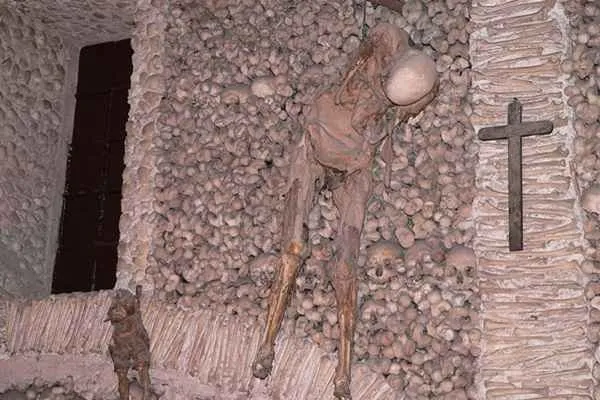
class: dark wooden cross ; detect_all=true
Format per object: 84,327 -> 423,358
478,99 -> 554,251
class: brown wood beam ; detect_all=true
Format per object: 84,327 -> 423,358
368,0 -> 404,14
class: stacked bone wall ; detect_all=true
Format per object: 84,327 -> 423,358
561,0 -> 600,396
0,292 -> 395,399
0,7 -> 71,297
149,0 -> 480,397
471,0 -> 595,397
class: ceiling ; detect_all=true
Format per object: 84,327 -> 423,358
2,0 -> 136,47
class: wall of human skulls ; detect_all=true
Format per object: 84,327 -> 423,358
0,6 -> 75,298
561,0 -> 600,393
146,0 -> 480,396
0,0 -> 598,398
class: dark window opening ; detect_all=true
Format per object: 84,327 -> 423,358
52,39 -> 132,294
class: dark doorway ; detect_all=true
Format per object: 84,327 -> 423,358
52,39 -> 132,294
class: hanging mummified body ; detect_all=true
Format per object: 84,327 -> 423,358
252,23 -> 439,399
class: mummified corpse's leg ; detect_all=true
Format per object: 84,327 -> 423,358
330,169 -> 372,400
253,135 -> 325,379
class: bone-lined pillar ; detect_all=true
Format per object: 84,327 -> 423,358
116,0 -> 168,291
477,99 -> 554,251
470,1 -> 592,398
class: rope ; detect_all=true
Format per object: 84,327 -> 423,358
361,0 -> 368,40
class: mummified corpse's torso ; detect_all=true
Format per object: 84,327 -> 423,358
303,64 -> 393,174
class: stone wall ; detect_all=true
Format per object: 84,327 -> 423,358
0,6 -> 73,297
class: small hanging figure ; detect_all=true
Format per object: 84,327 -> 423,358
106,285 -> 152,400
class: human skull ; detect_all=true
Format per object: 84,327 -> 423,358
366,240 -> 403,283
385,49 -> 438,106
358,23 -> 437,107
445,245 -> 476,286
249,253 -> 278,287
582,185 -> 600,214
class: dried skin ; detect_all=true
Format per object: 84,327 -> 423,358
252,23 -> 438,399
106,286 -> 152,400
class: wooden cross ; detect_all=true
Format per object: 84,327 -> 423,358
478,99 -> 554,251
